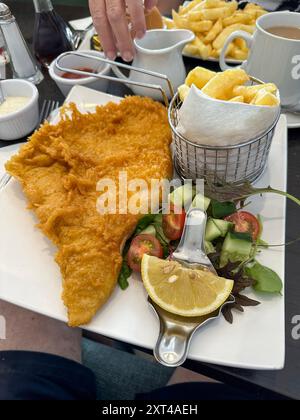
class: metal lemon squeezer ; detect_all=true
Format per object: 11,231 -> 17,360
149,208 -> 235,367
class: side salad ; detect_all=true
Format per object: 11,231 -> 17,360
118,183 -> 295,323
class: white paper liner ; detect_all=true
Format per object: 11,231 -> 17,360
174,85 -> 279,182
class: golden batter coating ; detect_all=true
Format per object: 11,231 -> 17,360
6,96 -> 172,326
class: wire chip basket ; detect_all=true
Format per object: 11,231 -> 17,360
168,85 -> 281,185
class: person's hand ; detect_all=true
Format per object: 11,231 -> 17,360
89,0 -> 158,62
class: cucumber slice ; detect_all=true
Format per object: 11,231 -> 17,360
213,219 -> 233,237
205,218 -> 232,242
191,193 -> 211,211
140,225 -> 156,236
220,232 -> 253,268
205,219 -> 222,242
169,184 -> 194,208
205,241 -> 216,255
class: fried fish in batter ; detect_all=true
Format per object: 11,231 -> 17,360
6,96 -> 172,326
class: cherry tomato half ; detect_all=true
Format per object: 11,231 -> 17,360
162,205 -> 186,241
127,234 -> 163,272
225,211 -> 260,241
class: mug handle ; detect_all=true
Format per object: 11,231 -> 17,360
219,30 -> 253,71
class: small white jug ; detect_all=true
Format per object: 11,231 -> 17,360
112,29 -> 194,101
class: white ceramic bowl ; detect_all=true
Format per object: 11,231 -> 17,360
0,79 -> 39,141
49,50 -> 110,97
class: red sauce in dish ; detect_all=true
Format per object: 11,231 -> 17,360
61,67 -> 96,79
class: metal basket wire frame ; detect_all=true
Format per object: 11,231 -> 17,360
55,51 -> 173,107
168,79 -> 281,185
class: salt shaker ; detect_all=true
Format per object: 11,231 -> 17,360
0,3 -> 43,84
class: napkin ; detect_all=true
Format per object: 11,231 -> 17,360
176,85 -> 279,147
175,85 -> 280,182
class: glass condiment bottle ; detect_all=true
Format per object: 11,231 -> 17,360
32,0 -> 75,68
0,3 -> 43,84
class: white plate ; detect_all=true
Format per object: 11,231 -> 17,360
78,27 -> 96,51
0,143 -> 21,180
69,16 -> 93,31
182,50 -> 242,64
283,109 -> 300,129
0,85 -> 286,370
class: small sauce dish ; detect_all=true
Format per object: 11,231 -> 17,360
49,50 -> 111,97
0,79 -> 39,141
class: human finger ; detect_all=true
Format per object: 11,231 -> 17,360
106,0 -> 134,61
126,0 -> 146,39
89,0 -> 117,60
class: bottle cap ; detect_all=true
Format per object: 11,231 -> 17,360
33,0 -> 53,13
0,3 -> 12,22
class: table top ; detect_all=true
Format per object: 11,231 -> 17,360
1,0 -> 300,400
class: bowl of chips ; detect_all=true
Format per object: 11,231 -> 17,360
163,0 -> 268,62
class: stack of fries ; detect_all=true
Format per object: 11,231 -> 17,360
178,66 -> 279,106
163,0 -> 268,60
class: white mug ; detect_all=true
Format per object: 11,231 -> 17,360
219,11 -> 300,108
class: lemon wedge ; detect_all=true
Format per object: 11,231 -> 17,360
141,255 -> 234,317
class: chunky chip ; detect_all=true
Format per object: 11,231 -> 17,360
178,67 -> 279,107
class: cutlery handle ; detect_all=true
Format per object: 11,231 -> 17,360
150,296 -> 235,367
173,208 -> 207,264
153,317 -> 195,367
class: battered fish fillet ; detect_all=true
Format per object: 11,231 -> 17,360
6,97 -> 172,326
